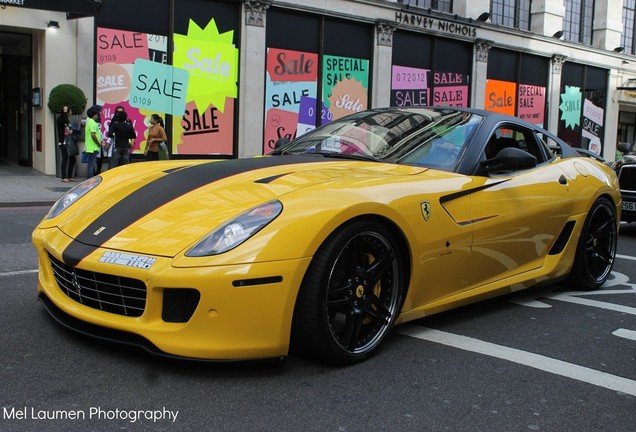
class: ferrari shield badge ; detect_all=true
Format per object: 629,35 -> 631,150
420,201 -> 431,221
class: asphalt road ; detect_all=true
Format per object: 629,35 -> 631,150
1,206 -> 634,432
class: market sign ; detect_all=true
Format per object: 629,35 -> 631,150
0,0 -> 103,15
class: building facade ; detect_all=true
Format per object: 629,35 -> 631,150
1,0 -> 636,175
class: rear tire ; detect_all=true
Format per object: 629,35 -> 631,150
291,220 -> 405,365
568,197 -> 617,290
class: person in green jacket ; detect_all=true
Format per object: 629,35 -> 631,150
84,105 -> 103,178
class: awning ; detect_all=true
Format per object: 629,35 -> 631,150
0,0 -> 104,17
617,79 -> 636,105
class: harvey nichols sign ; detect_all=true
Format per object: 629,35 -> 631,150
395,11 -> 478,38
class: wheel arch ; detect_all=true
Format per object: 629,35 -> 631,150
289,213 -> 413,363
291,212 -> 413,305
337,214 -> 413,294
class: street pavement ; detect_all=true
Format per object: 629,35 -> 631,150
0,163 -> 72,207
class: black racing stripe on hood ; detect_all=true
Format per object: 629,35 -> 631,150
62,156 -> 329,266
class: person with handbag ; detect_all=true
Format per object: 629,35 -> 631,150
56,105 -> 76,183
144,113 -> 167,161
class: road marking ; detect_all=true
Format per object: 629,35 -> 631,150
617,254 -> 636,261
613,329 -> 636,341
548,293 -> 636,315
0,269 -> 38,277
398,326 -> 636,397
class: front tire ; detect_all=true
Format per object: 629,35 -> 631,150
568,197 -> 617,290
292,220 -> 406,365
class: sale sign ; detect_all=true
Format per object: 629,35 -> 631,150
485,79 -> 517,116
390,66 -> 430,107
264,48 -> 318,154
433,71 -> 469,107
130,59 -> 189,116
264,108 -> 301,153
266,48 -> 317,82
96,27 -> 169,154
96,62 -> 132,105
582,99 -> 604,155
559,85 -> 582,129
322,55 -> 369,122
101,101 -> 146,153
517,84 -> 546,126
97,28 -> 148,65
175,98 -> 234,155
173,18 -> 238,114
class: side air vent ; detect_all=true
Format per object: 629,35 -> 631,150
549,221 -> 576,255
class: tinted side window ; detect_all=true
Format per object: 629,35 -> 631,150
485,125 -> 547,165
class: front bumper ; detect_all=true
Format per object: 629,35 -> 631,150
33,227 -> 312,361
620,191 -> 636,222
618,164 -> 636,223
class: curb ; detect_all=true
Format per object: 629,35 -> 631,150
0,201 -> 56,208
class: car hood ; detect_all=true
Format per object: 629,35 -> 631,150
52,156 -> 425,260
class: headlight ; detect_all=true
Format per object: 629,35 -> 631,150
186,200 -> 283,256
46,176 -> 102,219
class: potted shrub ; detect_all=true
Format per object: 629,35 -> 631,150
47,84 -> 87,116
48,84 -> 87,177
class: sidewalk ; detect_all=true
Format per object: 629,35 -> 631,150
0,163 -> 72,207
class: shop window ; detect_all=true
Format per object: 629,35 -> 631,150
172,0 -> 240,157
398,1 -> 452,13
564,0 -> 594,45
390,31 -> 471,108
486,49 -> 548,127
264,10 -> 372,154
490,0 -> 532,31
95,0 -> 240,158
622,0 -> 636,55
618,111 -> 636,160
558,62 -> 607,155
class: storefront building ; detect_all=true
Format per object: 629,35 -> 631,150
1,0 -> 636,175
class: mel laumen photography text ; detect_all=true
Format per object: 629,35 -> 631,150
2,406 -> 179,423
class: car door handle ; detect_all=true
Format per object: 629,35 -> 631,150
558,175 -> 568,185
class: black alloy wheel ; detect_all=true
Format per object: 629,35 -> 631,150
569,197 -> 618,290
292,220 -> 405,364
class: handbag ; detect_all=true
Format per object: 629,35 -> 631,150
65,135 -> 79,156
158,142 -> 170,160
81,151 -> 89,163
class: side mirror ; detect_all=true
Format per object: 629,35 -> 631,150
274,137 -> 290,149
617,142 -> 632,154
480,147 -> 537,174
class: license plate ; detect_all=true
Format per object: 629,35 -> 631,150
622,201 -> 636,212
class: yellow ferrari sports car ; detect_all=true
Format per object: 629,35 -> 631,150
32,107 -> 620,365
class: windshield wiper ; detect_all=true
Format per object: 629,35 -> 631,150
314,152 -> 379,162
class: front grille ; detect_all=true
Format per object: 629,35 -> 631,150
618,165 -> 636,191
48,254 -> 146,317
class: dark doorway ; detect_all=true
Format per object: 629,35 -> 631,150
0,32 -> 32,167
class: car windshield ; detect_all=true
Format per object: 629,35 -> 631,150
275,108 -> 483,170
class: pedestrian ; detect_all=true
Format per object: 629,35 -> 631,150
145,114 -> 167,161
56,105 -> 76,183
95,107 -> 110,175
108,109 -> 137,169
84,105 -> 103,178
